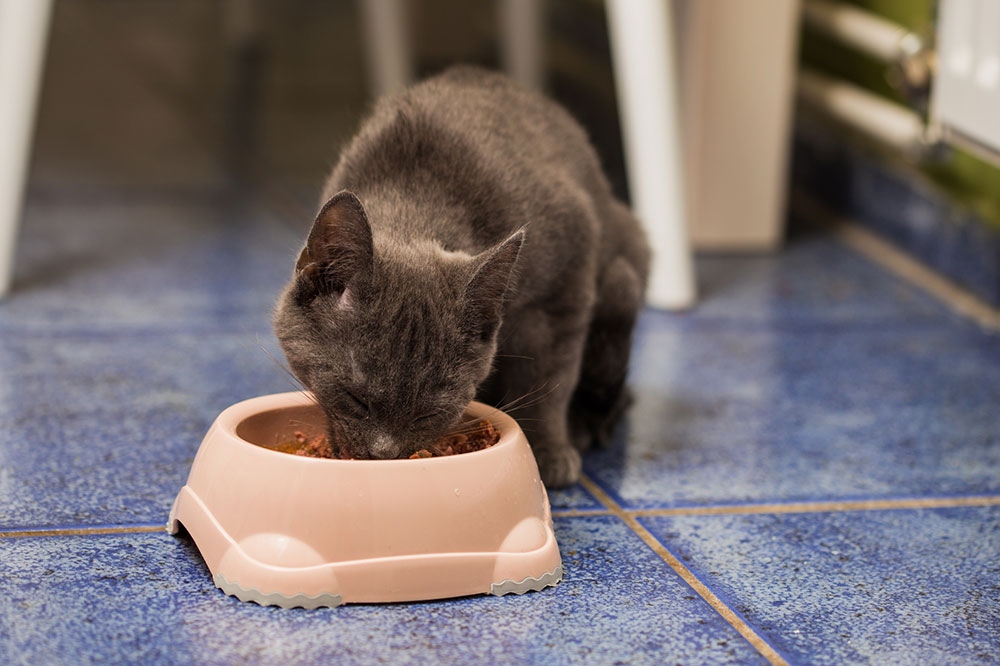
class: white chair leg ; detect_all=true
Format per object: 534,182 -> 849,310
359,0 -> 414,98
498,0 -> 545,90
606,0 -> 695,310
0,0 -> 54,298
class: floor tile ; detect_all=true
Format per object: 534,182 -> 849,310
0,332 -> 293,530
691,232 -> 951,325
641,506 -> 1000,665
4,200 -> 301,334
584,239 -> 1000,509
547,484 -> 603,511
0,516 -> 766,665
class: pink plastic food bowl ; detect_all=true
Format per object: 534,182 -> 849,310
168,391 -> 562,608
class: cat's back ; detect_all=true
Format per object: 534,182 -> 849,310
409,67 -> 604,184
329,66 -> 610,212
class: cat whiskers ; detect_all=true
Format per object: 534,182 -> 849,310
253,334 -> 322,411
445,381 -> 560,436
488,379 -> 550,416
498,381 -> 560,415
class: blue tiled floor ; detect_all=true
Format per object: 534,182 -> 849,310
3,3 -> 1000,663
586,288 -> 1000,509
5,215 -> 999,663
4,201 -> 298,334
642,507 -> 1000,665
1,518 -> 765,665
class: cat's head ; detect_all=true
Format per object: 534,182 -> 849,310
273,190 -> 523,459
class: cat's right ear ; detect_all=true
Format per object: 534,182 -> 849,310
461,229 -> 525,342
294,191 -> 374,304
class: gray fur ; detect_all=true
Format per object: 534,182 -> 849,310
274,66 -> 649,487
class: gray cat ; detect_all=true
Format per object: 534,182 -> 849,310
274,66 -> 649,487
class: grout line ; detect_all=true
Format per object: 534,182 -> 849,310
551,508 -> 612,517
628,495 -> 1000,517
0,525 -> 164,539
6,493 -> 990,541
5,494 -> 987,537
791,191 -> 1000,332
580,475 -> 790,666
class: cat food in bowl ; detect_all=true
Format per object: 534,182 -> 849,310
275,418 -> 501,459
167,391 -> 562,608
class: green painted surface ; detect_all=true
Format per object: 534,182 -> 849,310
800,0 -> 1000,228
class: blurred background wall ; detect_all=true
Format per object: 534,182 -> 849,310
20,0 -> 1000,305
28,0 -> 625,217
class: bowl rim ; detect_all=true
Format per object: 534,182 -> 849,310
218,391 -> 521,465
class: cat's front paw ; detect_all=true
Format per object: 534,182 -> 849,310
535,445 -> 582,488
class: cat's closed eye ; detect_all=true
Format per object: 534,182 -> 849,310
411,412 -> 439,426
341,388 -> 370,419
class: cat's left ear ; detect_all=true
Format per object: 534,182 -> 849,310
462,229 -> 525,342
295,191 -> 374,304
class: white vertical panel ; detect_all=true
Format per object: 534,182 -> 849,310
933,0 -> 1000,155
678,0 -> 800,250
606,0 -> 696,310
0,0 -> 54,297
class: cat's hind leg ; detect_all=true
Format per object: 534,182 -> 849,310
569,243 -> 647,451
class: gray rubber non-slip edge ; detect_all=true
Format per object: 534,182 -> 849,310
214,564 -> 562,608
213,573 -> 344,609
489,564 -> 563,596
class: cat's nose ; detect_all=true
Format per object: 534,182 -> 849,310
368,432 -> 400,459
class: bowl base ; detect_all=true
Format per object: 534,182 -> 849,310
210,564 -> 563,609
214,572 -> 344,609
489,564 -> 563,596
